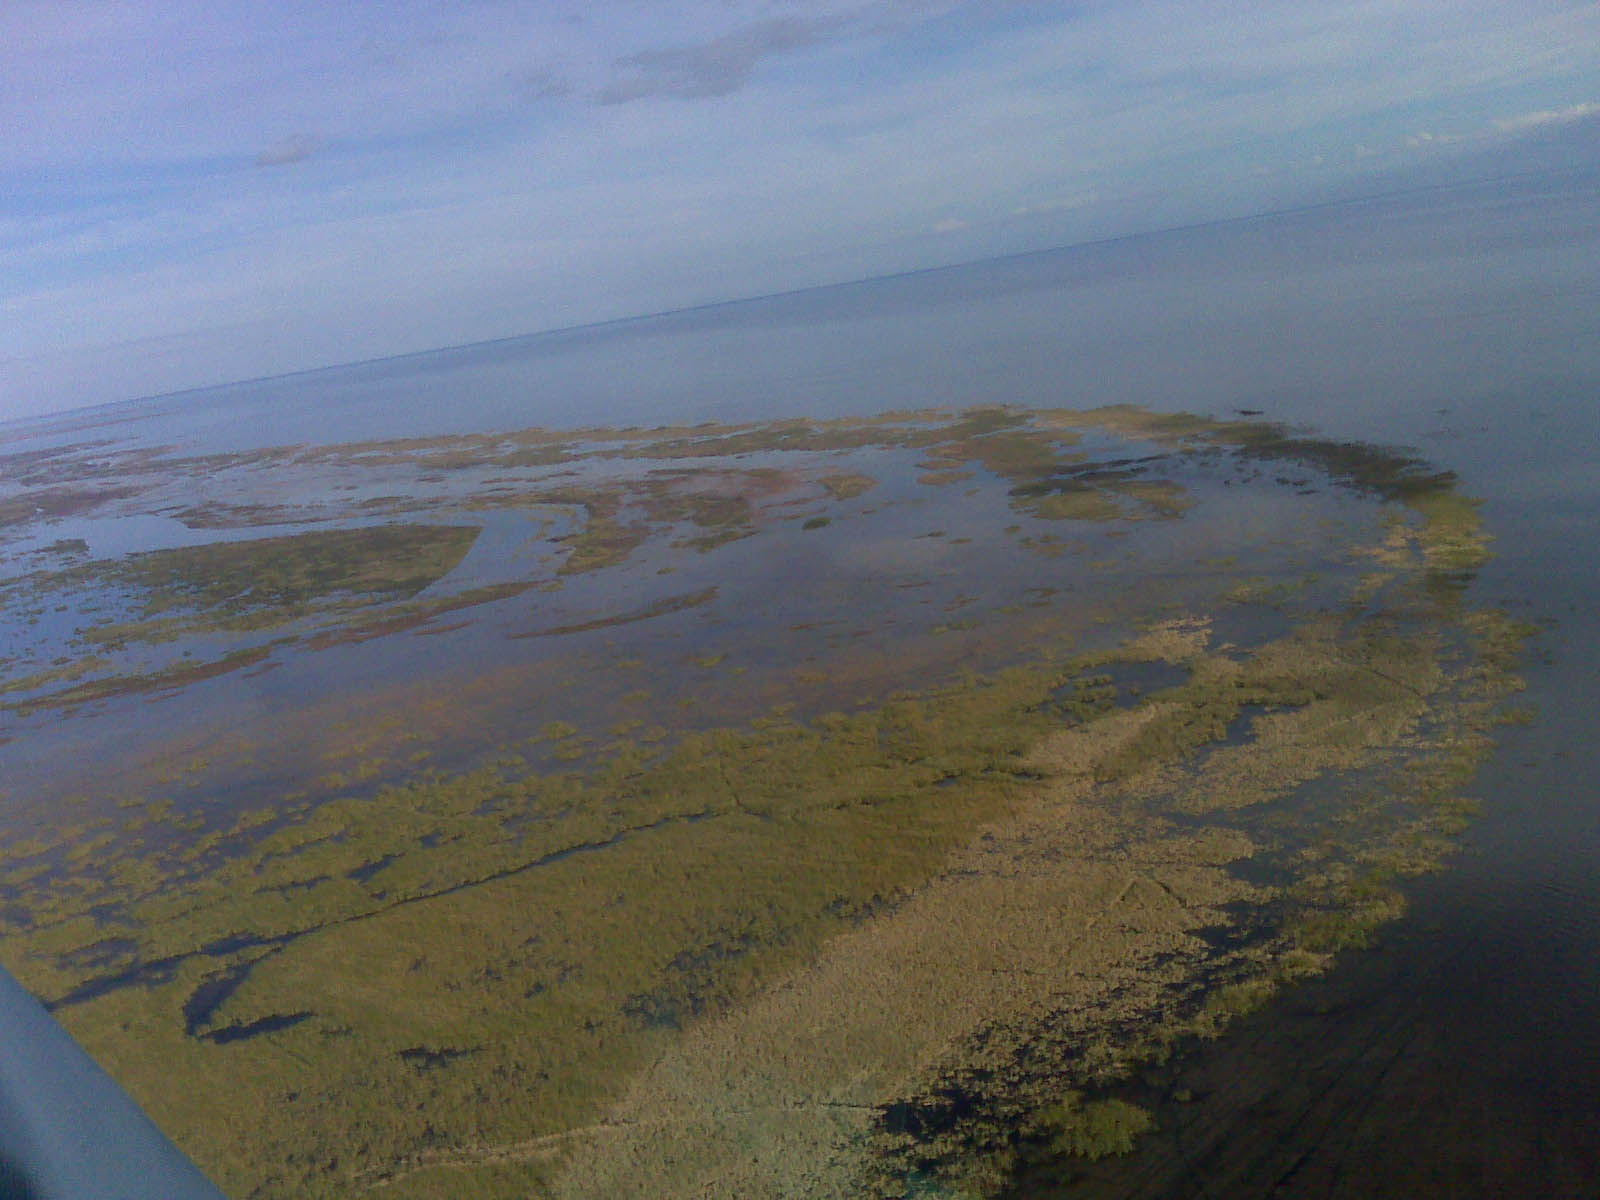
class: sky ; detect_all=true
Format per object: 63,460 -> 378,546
3,0 -> 1597,420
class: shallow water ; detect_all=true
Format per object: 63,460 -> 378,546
2,167 -> 1597,1196
1,412 -> 1368,830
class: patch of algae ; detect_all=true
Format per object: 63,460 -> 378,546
1,524 -> 481,711
0,409 -> 1529,1199
115,524 -> 483,615
0,484 -> 145,529
36,524 -> 484,624
6,645 -> 281,715
0,655 -> 112,699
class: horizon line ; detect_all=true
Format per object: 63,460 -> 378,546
12,161 -> 1581,428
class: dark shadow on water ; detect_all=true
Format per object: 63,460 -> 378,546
183,957 -> 265,1035
204,1011 -> 313,1044
397,1044 -> 477,1071
346,853 -> 397,885
1208,603 -> 1295,651
1004,864 -> 1600,1199
0,1158 -> 38,1200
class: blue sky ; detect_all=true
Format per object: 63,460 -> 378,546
3,0 -> 1597,419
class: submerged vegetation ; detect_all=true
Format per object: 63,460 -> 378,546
0,406 -> 1527,1197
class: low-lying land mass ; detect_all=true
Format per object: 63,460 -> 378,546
0,407 -> 1528,1197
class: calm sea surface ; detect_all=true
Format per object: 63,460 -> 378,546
4,168 -> 1598,1195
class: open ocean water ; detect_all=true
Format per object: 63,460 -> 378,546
3,166 -> 1598,1195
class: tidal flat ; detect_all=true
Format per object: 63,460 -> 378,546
0,406 -> 1528,1198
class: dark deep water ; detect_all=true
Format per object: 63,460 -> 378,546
4,167 -> 1599,1196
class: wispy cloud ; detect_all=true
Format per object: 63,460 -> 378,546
597,17 -> 833,104
255,133 -> 324,167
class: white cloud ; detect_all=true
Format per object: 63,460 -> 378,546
1493,100 -> 1600,133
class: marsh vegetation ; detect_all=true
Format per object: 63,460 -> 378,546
0,406 -> 1526,1197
